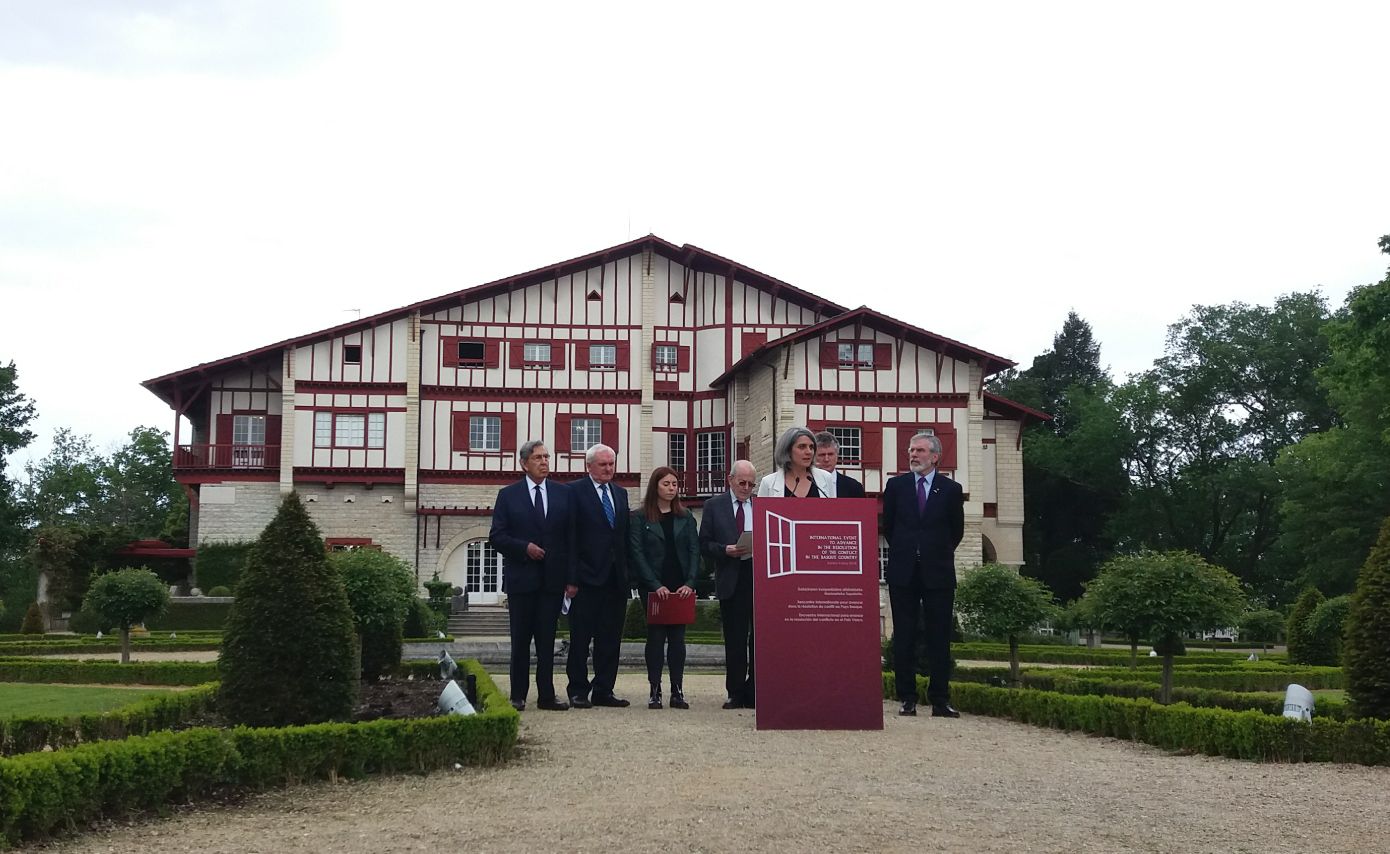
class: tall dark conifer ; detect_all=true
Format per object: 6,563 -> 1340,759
1344,517 -> 1390,719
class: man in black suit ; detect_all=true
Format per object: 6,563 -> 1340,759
699,459 -> 758,709
564,443 -> 631,708
881,431 -> 965,718
489,440 -> 574,712
813,431 -> 865,498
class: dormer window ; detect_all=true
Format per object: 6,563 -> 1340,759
343,344 -> 362,365
838,343 -> 874,368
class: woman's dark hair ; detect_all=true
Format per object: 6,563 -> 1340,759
641,466 -> 688,522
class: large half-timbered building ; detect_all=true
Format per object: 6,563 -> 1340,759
144,236 -> 1046,607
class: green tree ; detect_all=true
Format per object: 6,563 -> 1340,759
1302,595 -> 1352,667
26,524 -> 131,613
218,492 -> 359,726
20,602 -> 44,634
22,429 -> 105,528
1087,551 -> 1245,702
954,563 -> 1059,686
102,427 -> 184,539
1344,516 -> 1390,719
1237,608 -> 1283,652
1285,586 -> 1325,665
82,567 -> 169,664
1078,558 -> 1149,668
0,361 -> 38,629
329,549 -> 416,681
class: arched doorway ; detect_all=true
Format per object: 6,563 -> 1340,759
439,536 -> 503,605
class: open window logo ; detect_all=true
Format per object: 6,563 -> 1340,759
765,514 -> 864,578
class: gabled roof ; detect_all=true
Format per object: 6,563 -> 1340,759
142,235 -> 849,406
709,305 -> 1017,387
983,392 -> 1052,423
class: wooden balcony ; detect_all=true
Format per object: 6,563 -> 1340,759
175,443 -> 280,471
675,468 -> 726,497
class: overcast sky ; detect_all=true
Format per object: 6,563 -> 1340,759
3,1 -> 1388,475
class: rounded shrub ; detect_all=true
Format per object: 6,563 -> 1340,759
404,596 -> 443,638
83,567 -> 170,664
1286,587 -> 1325,665
218,492 -> 359,727
328,549 -> 416,681
1345,516 -> 1390,719
1302,595 -> 1351,666
206,585 -> 232,597
1238,609 -> 1283,649
21,602 -> 44,634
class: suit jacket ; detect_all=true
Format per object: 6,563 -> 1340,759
628,509 -> 700,592
699,490 -> 752,601
570,477 -> 629,588
488,478 -> 575,596
834,471 -> 865,498
880,469 -> 965,590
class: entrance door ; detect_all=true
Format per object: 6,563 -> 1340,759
443,539 -> 502,604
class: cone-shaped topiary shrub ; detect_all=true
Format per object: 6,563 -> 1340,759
1302,595 -> 1352,667
1285,586 -> 1325,665
1345,517 -> 1390,719
20,602 -> 44,634
218,492 -> 359,726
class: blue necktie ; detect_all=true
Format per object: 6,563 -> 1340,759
600,483 -> 615,528
916,476 -> 927,514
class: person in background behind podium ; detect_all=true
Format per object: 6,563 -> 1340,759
489,440 -> 575,712
700,460 -> 758,709
813,430 -> 865,498
565,443 -> 631,709
881,431 -> 965,718
628,466 -> 699,710
757,426 -> 836,498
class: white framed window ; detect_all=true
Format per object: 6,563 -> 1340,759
470,416 -> 501,451
465,540 -> 501,594
589,344 -> 617,369
654,344 -> 678,370
571,417 -> 603,451
838,342 -> 874,368
343,344 -> 362,365
523,342 -> 551,364
314,412 -> 386,449
696,430 -> 725,493
314,411 -> 333,447
667,432 -> 686,470
232,414 -> 268,468
878,537 -> 889,585
336,414 -> 366,447
828,426 -> 861,463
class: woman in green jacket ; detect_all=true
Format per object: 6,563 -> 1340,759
629,466 -> 700,709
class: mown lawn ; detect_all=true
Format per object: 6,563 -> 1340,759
0,683 -> 176,718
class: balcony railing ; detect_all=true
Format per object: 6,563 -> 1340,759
175,444 -> 280,470
673,468 -> 725,497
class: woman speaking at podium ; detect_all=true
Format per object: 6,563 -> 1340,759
629,466 -> 700,710
757,427 -> 836,498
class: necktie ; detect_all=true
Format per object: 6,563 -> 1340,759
534,484 -> 545,518
916,476 -> 927,514
600,483 -> 615,527
734,499 -> 745,532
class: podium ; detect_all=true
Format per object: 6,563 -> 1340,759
752,497 -> 884,730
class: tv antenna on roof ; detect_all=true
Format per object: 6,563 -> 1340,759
345,308 -> 361,320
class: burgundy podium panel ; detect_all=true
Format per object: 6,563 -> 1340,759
752,497 -> 883,730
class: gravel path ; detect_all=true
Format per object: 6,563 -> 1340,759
30,672 -> 1390,853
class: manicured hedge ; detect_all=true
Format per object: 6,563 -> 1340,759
1081,665 -> 1344,692
0,684 -> 219,756
0,639 -> 220,656
0,661 -> 517,848
950,642 -> 1274,666
192,541 -> 252,592
0,658 -> 218,686
146,601 -> 234,631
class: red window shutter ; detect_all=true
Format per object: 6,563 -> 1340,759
575,344 -> 590,371
554,414 -> 572,453
873,343 -> 892,369
509,340 -> 524,367
677,345 -> 691,372
861,423 -> 883,467
441,336 -> 460,367
602,416 -> 620,453
936,427 -> 957,470
500,412 -> 518,453
215,414 -> 233,467
615,340 -> 630,371
820,342 -> 839,369
550,342 -> 566,370
265,415 -> 282,449
452,412 -> 469,452
484,340 -> 500,369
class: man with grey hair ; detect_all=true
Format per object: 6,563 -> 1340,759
700,460 -> 759,708
489,440 -> 575,711
813,430 -> 865,498
881,431 -> 964,717
564,443 -> 631,708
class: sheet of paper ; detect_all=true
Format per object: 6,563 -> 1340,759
736,531 -> 753,551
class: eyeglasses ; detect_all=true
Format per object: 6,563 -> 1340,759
731,480 -> 756,487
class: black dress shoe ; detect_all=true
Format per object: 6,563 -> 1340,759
669,687 -> 689,709
568,695 -> 593,709
931,703 -> 961,718
592,694 -> 630,708
722,698 -> 744,710
509,699 -> 526,712
899,700 -> 917,717
536,697 -> 570,711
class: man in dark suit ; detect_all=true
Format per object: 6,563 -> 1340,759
564,443 -> 631,708
699,459 -> 758,709
881,431 -> 965,718
813,430 -> 865,498
489,440 -> 575,712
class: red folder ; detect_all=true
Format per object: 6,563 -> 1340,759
646,592 -> 696,625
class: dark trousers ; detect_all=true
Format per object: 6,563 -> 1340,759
565,582 -> 627,700
507,589 -> 563,703
719,562 -> 755,703
889,578 -> 955,706
646,624 -> 687,687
